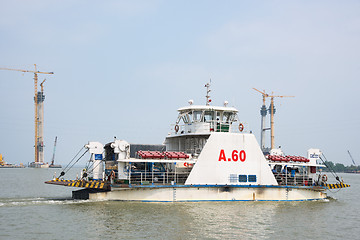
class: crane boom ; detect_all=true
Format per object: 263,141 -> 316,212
0,67 -> 53,75
270,95 -> 295,98
51,136 -> 58,166
253,88 -> 268,97
347,150 -> 356,165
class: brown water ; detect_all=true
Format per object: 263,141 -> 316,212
0,168 -> 358,239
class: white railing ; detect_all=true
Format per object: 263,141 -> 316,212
273,172 -> 313,186
128,170 -> 191,185
171,121 -> 246,136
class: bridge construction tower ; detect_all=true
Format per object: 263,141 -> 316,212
36,79 -> 46,165
0,65 -> 53,167
253,88 -> 294,151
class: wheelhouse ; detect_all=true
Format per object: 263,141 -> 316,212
174,105 -> 239,134
164,104 -> 241,158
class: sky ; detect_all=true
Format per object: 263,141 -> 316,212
0,0 -> 359,166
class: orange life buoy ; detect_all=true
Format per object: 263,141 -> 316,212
322,174 -> 328,182
239,123 -> 244,132
110,170 -> 116,179
175,125 -> 179,132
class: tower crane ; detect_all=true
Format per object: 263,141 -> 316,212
252,88 -> 268,151
253,88 -> 294,150
0,64 -> 54,165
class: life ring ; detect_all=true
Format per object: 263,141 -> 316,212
175,125 -> 179,132
238,123 -> 244,132
110,170 -> 116,179
184,162 -> 193,168
322,174 -> 328,182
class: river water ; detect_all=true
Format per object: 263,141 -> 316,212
0,168 -> 358,240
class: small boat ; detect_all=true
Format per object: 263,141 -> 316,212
45,83 -> 350,201
49,164 -> 62,168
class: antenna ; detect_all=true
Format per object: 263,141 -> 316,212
205,80 -> 211,106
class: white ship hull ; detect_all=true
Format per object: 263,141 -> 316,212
88,186 -> 327,202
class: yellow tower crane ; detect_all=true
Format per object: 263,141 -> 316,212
253,88 -> 294,150
0,64 -> 54,164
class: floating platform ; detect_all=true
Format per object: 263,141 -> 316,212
0,165 -> 25,168
49,164 -> 62,168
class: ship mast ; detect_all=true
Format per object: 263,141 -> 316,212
205,81 -> 211,106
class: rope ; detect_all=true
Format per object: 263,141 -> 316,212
81,149 -> 106,180
85,153 -> 94,170
85,151 -> 105,174
85,159 -> 102,175
60,146 -> 85,172
82,157 -> 104,180
67,149 -> 89,174
58,147 -> 88,178
58,147 -> 106,180
319,153 -> 340,183
85,150 -> 105,173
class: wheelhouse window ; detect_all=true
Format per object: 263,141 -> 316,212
204,111 -> 214,122
187,111 -> 193,123
182,114 -> 190,123
177,111 -> 192,124
193,111 -> 203,122
224,112 -> 235,123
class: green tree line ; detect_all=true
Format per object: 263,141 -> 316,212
324,161 -> 360,173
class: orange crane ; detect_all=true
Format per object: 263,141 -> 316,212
0,154 -> 4,166
253,88 -> 294,150
0,64 -> 54,164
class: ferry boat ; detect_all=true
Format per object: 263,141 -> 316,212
46,84 -> 350,201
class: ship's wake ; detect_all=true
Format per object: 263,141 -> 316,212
0,197 -> 104,207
